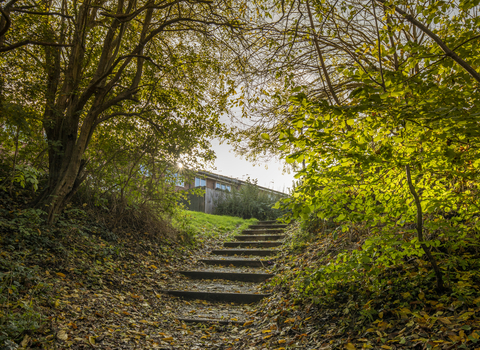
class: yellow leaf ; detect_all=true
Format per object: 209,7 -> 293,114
88,336 -> 95,346
150,265 -> 157,269
20,334 -> 30,347
243,320 -> 253,327
448,334 -> 460,342
381,346 -> 392,349
163,336 -> 173,341
57,330 -> 68,341
345,343 -> 356,350
263,335 -> 272,339
200,336 -> 207,339
56,272 -> 66,278
438,317 -> 451,325
278,339 -> 286,344
54,299 -> 61,308
262,330 -> 271,333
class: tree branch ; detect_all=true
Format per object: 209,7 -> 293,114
0,6 -> 11,38
376,0 -> 480,84
11,8 -> 73,18
0,40 -> 73,53
305,0 -> 340,105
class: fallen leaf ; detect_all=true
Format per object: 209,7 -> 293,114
57,330 -> 68,341
88,336 -> 96,346
345,343 -> 356,350
20,334 -> 30,347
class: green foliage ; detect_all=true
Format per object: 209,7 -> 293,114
269,0 -> 480,294
270,223 -> 480,340
214,179 -> 286,220
0,256 -> 47,345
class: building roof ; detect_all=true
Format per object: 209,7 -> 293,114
197,170 -> 287,196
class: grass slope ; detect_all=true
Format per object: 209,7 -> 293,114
174,210 -> 257,239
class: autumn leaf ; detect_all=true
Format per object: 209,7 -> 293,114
57,330 -> 68,341
345,343 -> 356,350
88,336 -> 96,346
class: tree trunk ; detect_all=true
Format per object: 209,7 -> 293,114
34,121 -> 88,223
405,164 -> 444,292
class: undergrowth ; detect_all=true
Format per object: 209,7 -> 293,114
0,179 -> 201,347
258,217 -> 480,349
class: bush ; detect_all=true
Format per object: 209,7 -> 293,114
214,179 -> 287,220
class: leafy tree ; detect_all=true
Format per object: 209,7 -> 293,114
1,0 -> 244,223
258,0 -> 480,291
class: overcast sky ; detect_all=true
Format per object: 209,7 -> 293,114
205,139 -> 296,194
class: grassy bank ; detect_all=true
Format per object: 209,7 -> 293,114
173,210 -> 257,239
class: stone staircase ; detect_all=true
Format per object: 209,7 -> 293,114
162,220 -> 287,324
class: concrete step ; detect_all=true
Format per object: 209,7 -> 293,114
242,229 -> 285,235
211,249 -> 279,257
163,290 -> 270,304
257,220 -> 279,225
178,270 -> 274,282
249,224 -> 288,229
177,317 -> 245,325
224,241 -> 283,248
199,259 -> 274,267
234,234 -> 285,241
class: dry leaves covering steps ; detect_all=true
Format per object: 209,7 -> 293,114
2,215 -> 291,349
163,221 -> 287,324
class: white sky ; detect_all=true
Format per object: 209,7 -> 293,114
205,139 -> 296,194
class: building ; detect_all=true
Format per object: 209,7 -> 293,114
175,170 -> 286,214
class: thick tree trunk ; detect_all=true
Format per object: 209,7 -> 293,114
34,120 -> 88,223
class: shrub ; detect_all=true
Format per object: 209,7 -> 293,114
214,179 -> 287,220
